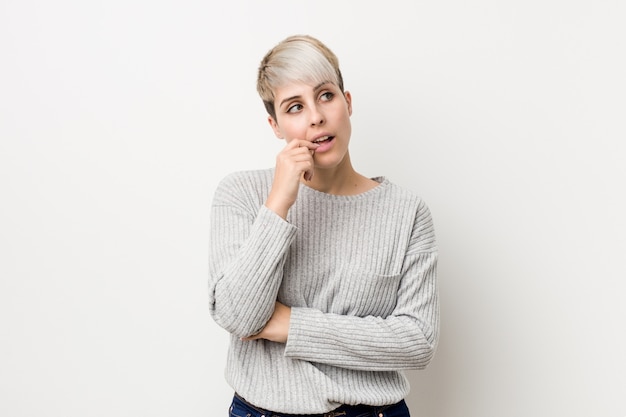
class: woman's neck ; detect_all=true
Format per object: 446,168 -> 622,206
301,156 -> 378,196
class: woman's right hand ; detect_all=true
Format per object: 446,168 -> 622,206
265,139 -> 319,219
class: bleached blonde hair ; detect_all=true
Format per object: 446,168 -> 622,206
257,35 -> 344,120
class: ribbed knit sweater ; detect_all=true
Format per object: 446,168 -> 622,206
208,168 -> 438,414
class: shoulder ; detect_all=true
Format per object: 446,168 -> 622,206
212,168 -> 274,208
379,178 -> 437,252
378,177 -> 431,213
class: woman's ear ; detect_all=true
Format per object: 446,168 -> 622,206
344,91 -> 353,116
268,116 -> 283,139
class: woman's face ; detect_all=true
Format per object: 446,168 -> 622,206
269,80 -> 352,171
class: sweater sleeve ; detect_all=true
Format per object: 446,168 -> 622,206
283,201 -> 439,371
208,174 -> 298,338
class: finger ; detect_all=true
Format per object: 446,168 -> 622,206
290,151 -> 315,162
291,139 -> 320,151
295,158 -> 314,181
280,144 -> 315,160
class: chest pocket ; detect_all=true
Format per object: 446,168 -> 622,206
332,267 -> 402,318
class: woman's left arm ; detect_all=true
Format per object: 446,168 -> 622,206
283,250 -> 438,371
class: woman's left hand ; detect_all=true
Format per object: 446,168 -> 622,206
241,301 -> 291,343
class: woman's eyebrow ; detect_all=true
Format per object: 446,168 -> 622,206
279,95 -> 301,108
313,81 -> 332,92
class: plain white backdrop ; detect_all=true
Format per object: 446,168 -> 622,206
1,1 -> 625,416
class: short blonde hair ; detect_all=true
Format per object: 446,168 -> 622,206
257,35 -> 344,119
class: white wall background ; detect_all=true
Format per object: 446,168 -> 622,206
1,1 -> 624,416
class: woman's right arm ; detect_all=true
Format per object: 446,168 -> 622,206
209,140 -> 316,337
208,173 -> 297,338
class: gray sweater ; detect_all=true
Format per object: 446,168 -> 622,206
208,168 -> 438,413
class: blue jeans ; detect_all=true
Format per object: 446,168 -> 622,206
229,393 -> 411,417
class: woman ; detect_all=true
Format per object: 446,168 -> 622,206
208,34 -> 438,416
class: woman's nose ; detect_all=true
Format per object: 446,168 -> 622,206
310,106 -> 325,126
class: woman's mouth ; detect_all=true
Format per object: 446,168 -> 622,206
312,135 -> 334,144
312,135 -> 335,152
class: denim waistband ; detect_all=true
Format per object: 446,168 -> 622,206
232,392 -> 405,417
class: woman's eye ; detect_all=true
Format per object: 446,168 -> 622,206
287,104 -> 303,113
320,92 -> 334,101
